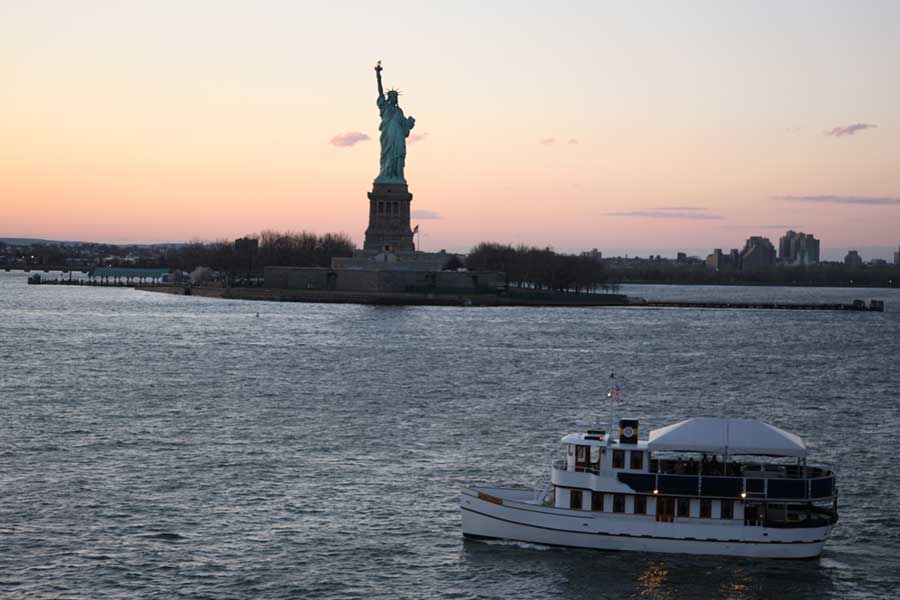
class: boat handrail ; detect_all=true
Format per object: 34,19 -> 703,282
552,459 -> 601,475
616,471 -> 836,501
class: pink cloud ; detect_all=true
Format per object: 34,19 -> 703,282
408,132 -> 429,144
825,123 -> 877,137
330,131 -> 370,147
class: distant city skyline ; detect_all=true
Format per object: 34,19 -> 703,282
2,2 -> 899,254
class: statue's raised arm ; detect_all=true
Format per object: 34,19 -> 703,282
375,61 -> 385,100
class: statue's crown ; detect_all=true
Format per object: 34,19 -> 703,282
387,88 -> 401,96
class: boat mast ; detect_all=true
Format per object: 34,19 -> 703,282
608,372 -> 616,439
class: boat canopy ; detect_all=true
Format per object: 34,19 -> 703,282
647,418 -> 808,458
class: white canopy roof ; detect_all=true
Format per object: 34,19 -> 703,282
647,418 -> 807,457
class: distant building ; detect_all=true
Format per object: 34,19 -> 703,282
706,248 -> 741,270
740,237 -> 776,272
778,230 -> 820,265
844,250 -> 863,267
894,246 -> 900,265
869,259 -> 888,266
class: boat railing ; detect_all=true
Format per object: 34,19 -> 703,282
617,471 -> 836,501
552,459 -> 601,475
649,458 -> 829,480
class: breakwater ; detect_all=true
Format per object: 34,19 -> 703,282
141,286 -> 886,311
639,299 -> 885,312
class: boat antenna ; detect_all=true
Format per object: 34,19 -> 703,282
607,372 -> 617,440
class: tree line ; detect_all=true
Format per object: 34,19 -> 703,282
464,242 -> 608,292
163,231 -> 355,275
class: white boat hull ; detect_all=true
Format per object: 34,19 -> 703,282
461,487 -> 831,559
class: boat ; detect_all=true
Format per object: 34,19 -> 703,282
460,417 -> 838,558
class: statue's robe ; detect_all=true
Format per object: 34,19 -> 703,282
376,96 -> 414,184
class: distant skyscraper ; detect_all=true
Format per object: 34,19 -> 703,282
844,250 -> 863,267
778,230 -> 797,260
894,246 -> 900,265
705,248 -> 740,270
778,230 -> 820,265
740,237 -> 776,271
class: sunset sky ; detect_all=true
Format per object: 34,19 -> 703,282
2,1 -> 899,258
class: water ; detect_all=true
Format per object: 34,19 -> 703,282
1,272 -> 899,599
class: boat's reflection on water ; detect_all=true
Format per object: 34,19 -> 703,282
635,561 -> 752,599
634,561 -> 674,599
461,540 -> 836,599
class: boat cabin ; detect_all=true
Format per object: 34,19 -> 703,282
552,417 -> 837,528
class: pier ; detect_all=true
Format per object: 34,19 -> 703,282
638,299 -> 885,312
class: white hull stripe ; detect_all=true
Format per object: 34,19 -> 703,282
462,506 -> 826,546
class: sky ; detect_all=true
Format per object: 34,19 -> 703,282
2,1 -> 899,258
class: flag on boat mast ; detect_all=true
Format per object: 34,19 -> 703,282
607,373 -> 621,401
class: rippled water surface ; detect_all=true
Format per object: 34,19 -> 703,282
2,273 -> 899,599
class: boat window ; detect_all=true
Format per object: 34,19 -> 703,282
613,450 -> 625,469
634,495 -> 647,514
590,446 -> 600,464
656,497 -> 674,523
576,446 -> 587,463
630,451 -> 643,470
767,504 -> 786,522
677,498 -> 690,518
591,491 -> 604,512
786,504 -> 806,523
570,490 -> 583,510
744,503 -> 762,526
720,499 -> 734,519
700,499 -> 712,519
613,494 -> 625,513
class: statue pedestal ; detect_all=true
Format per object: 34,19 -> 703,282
363,182 -> 415,252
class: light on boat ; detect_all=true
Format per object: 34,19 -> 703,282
740,492 -> 747,499
653,489 -> 659,494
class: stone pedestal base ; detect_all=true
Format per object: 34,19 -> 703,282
363,183 -> 415,252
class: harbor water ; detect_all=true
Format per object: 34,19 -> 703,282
1,272 -> 899,599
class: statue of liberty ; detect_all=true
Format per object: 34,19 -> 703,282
374,61 -> 416,184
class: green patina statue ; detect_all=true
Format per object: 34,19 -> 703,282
374,61 -> 416,184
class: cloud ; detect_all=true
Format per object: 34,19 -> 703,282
654,206 -> 708,211
776,195 -> 900,206
411,209 -> 441,220
567,138 -> 578,144
408,132 -> 429,144
539,137 -> 555,145
825,123 -> 877,137
721,224 -> 800,230
604,211 -> 722,220
330,131 -> 370,147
